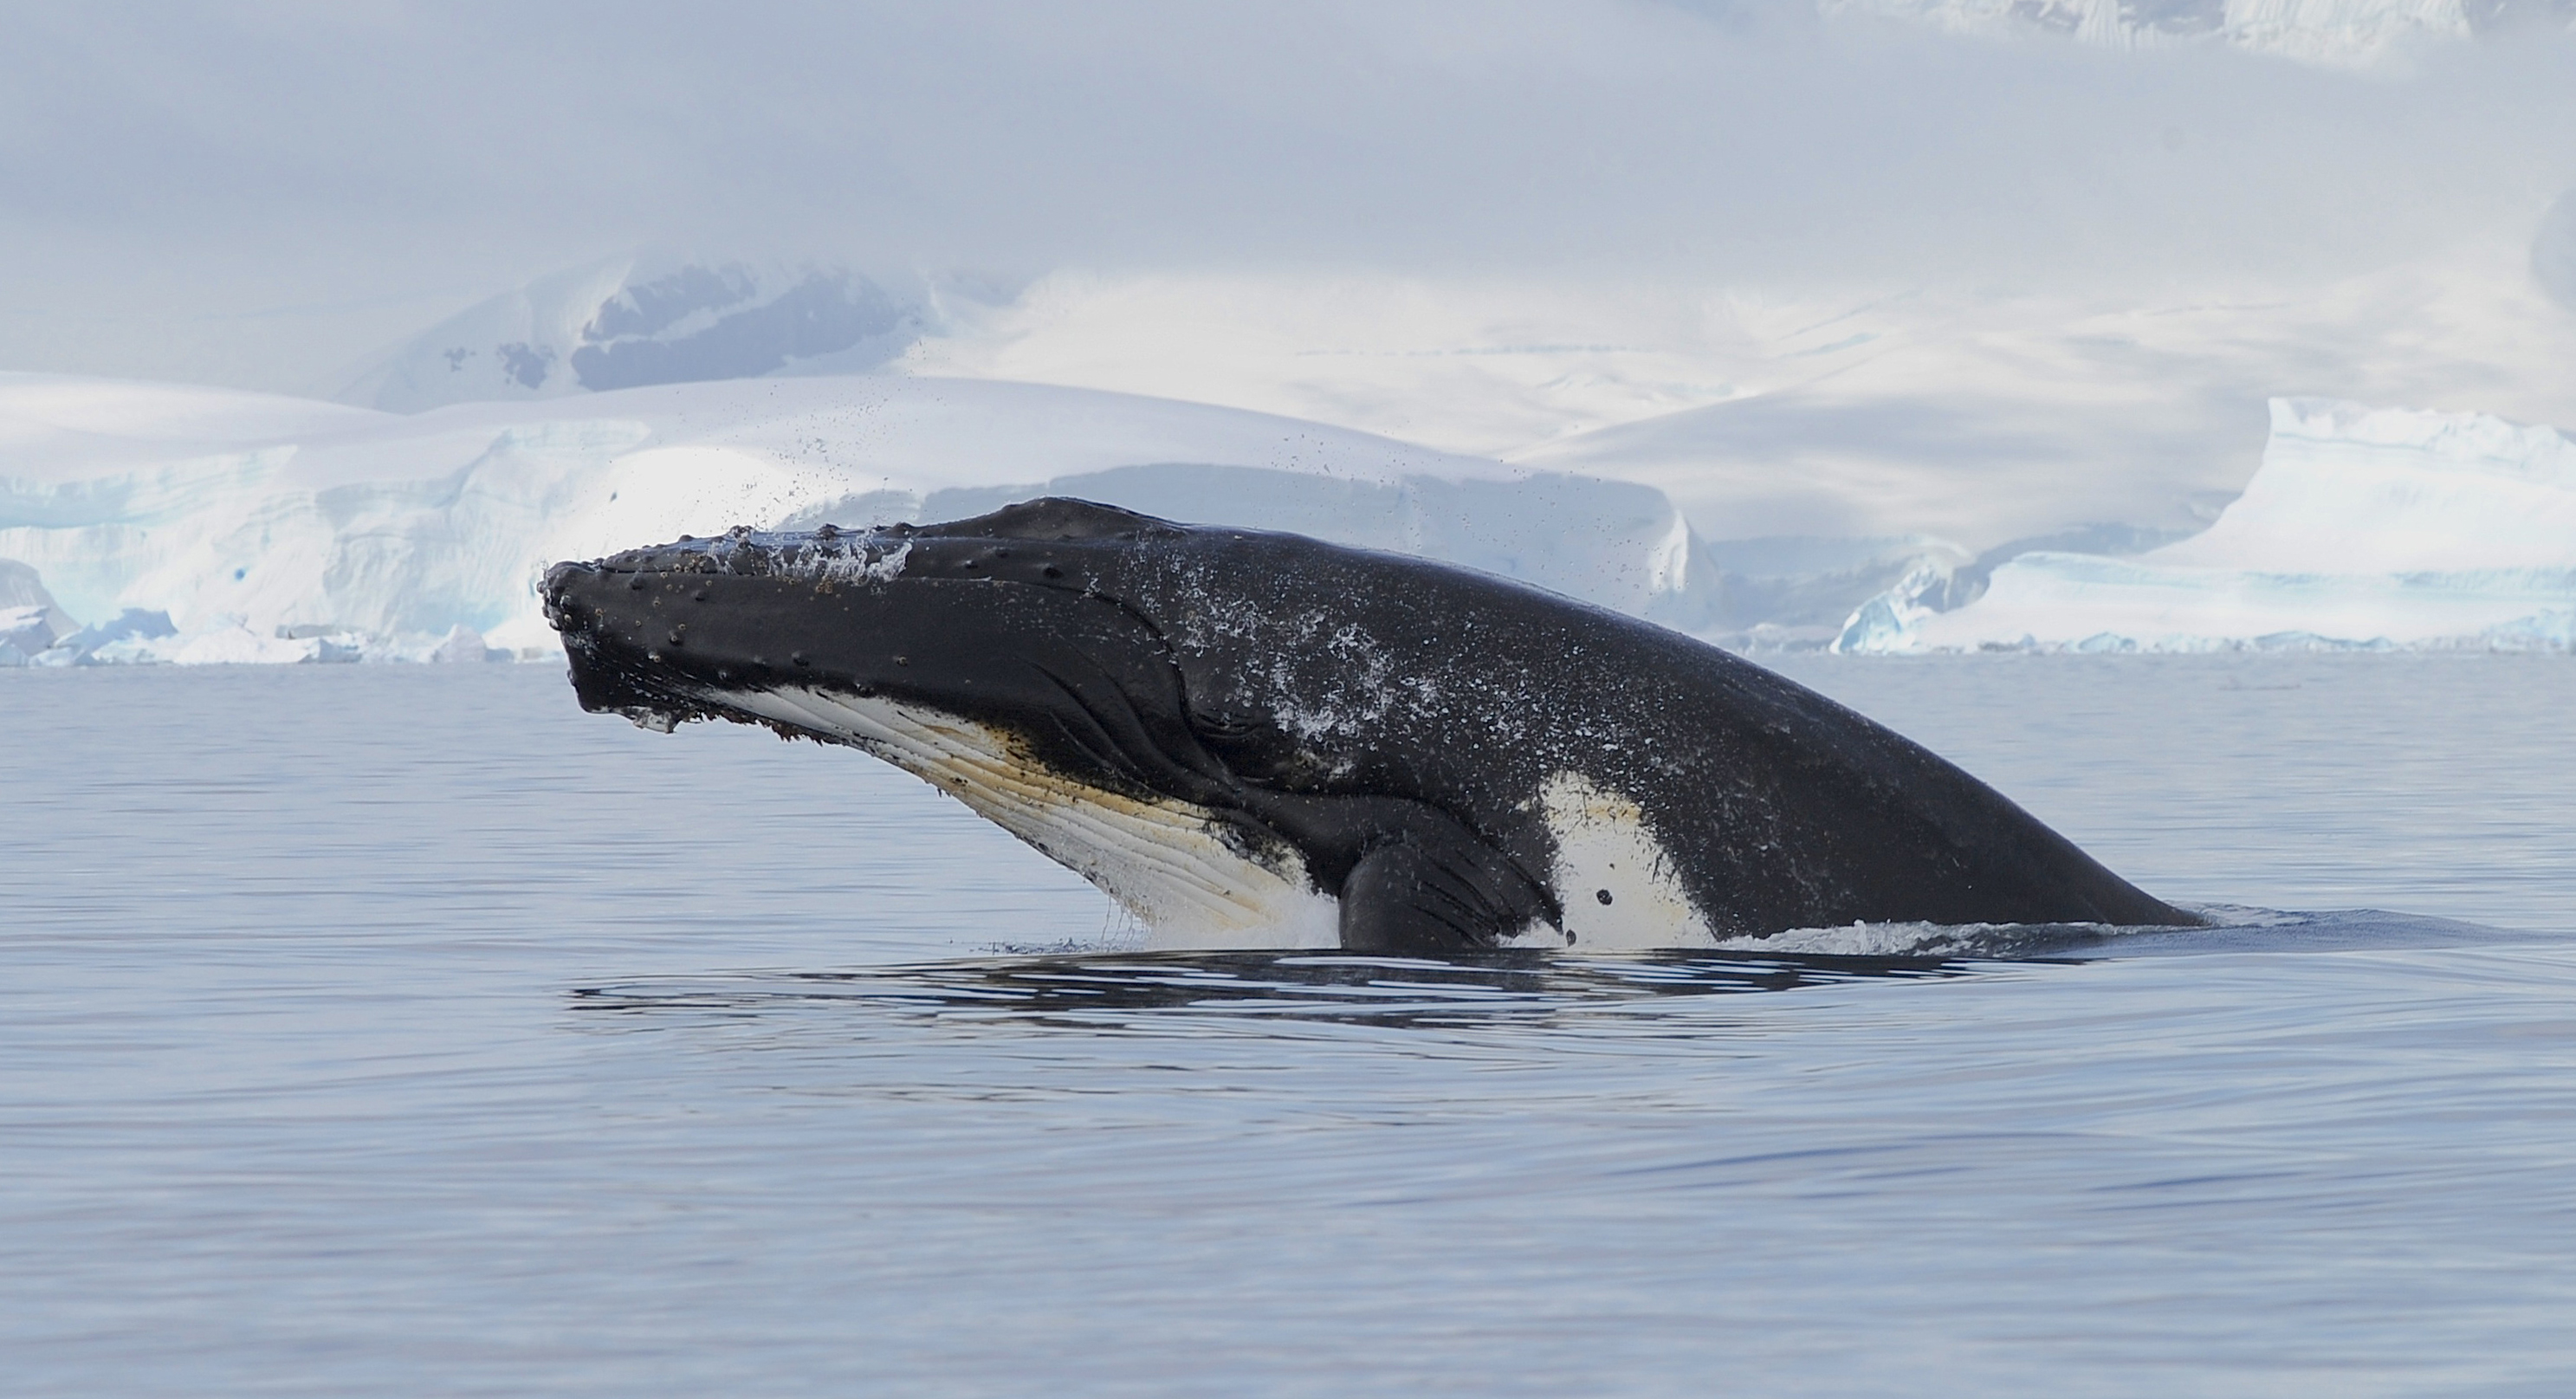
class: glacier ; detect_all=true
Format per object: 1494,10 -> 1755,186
0,372 -> 1712,666
1840,398 -> 2576,652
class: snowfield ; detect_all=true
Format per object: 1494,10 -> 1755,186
1842,398 -> 2576,651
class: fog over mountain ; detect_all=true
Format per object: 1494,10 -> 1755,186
3,2 -> 2570,392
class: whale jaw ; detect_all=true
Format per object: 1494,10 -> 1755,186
696,682 -> 1345,950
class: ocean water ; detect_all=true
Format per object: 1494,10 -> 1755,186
4,654 -> 2573,1396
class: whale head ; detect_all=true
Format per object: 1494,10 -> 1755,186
540,498 -> 1561,950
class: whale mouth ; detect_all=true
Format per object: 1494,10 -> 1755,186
539,559 -> 710,734
539,528 -> 1350,948
540,525 -> 923,732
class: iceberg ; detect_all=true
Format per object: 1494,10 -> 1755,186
1844,398 -> 2576,651
1,372 -> 1717,664
2,557 -> 69,639
0,559 -> 80,664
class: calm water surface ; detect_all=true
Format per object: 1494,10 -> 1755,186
4,655 -> 2573,1396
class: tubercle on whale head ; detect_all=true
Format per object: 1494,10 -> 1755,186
537,511 -> 1245,812
542,499 -> 1200,609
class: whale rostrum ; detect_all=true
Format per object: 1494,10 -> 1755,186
542,498 -> 2191,953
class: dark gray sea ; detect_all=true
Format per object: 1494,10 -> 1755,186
5,654 -> 2573,1396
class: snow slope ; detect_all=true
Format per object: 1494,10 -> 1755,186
314,205 -> 2576,557
1844,398 -> 2576,650
0,372 -> 1704,664
903,234 -> 2576,550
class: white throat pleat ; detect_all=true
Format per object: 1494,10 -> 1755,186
713,685 -> 1342,949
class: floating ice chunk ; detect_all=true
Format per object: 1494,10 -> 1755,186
1828,562 -> 1949,653
428,625 -> 508,664
35,608 -> 176,664
1,604 -> 60,661
0,560 -> 79,664
87,619 -> 360,666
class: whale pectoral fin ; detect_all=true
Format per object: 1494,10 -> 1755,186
1338,832 -> 1551,955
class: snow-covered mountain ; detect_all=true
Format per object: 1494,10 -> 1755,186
314,195 -> 2576,550
1824,0 -> 2573,66
0,372 -> 1710,665
1840,398 -> 2576,651
335,256 -> 925,413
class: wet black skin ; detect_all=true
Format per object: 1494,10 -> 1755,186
542,498 -> 2193,953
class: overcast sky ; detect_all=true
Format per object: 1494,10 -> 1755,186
4,0 -> 2572,392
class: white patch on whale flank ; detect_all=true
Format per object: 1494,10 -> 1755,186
1539,770 -> 1719,951
711,685 -> 1342,950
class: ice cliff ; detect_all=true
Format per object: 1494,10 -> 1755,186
0,372 -> 1708,666
1841,398 -> 2576,652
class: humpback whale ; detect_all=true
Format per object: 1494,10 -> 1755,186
542,499 -> 2190,952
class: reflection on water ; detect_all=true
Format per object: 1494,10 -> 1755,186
572,907 -> 2514,1032
573,949 -> 1984,1027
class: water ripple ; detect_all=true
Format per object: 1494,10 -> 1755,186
572,949 -> 1984,1027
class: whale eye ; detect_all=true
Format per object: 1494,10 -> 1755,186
1595,889 -> 1614,905
1041,565 -> 1063,579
